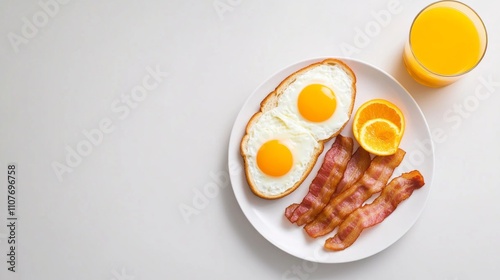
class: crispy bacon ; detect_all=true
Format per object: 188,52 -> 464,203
334,146 -> 371,195
304,149 -> 406,238
325,170 -> 425,251
285,135 -> 353,226
284,147 -> 370,222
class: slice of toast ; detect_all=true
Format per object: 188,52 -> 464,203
240,59 -> 357,199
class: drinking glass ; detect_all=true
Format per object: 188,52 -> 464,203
403,1 -> 487,87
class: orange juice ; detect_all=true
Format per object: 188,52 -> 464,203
403,1 -> 487,87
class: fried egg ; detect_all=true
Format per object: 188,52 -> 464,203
276,64 -> 355,141
241,59 -> 356,199
244,111 -> 320,197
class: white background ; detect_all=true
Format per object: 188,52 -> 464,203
0,0 -> 499,279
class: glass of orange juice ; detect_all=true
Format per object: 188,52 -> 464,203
403,1 -> 487,87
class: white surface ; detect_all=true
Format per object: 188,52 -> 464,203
228,57 -> 434,263
0,0 -> 498,279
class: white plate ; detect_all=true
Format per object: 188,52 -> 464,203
227,57 -> 434,263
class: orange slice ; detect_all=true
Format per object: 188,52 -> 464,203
358,119 -> 401,156
352,99 -> 405,156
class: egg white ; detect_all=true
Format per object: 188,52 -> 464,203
244,110 -> 320,197
276,64 -> 354,141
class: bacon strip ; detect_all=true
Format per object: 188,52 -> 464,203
334,146 -> 371,195
304,149 -> 406,238
325,170 -> 425,251
285,135 -> 353,226
284,147 -> 370,222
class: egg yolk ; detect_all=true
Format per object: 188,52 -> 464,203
256,140 -> 293,177
297,84 -> 336,122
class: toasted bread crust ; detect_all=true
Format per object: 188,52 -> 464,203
240,59 -> 357,199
